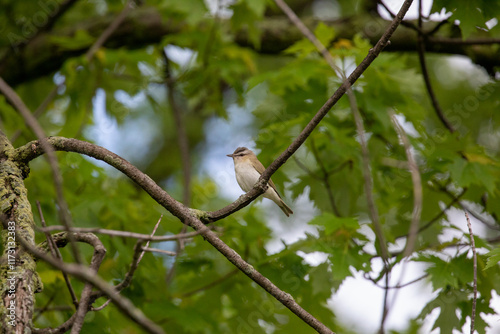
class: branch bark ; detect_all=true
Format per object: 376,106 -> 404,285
0,131 -> 41,333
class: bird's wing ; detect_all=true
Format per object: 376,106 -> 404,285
251,158 -> 283,199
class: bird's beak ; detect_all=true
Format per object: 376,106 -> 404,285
226,154 -> 234,158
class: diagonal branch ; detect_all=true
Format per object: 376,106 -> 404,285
464,211 -> 477,334
416,2 -> 455,133
14,137 -> 190,219
36,202 -> 79,309
14,137 -> 335,334
84,0 -> 136,62
163,50 -> 191,284
389,112 -> 422,257
0,77 -> 82,264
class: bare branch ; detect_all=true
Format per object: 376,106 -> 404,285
115,217 -> 162,292
89,217 -> 163,311
14,137 -> 190,220
416,2 -> 455,133
180,269 -> 239,298
84,0 -> 136,62
309,138 -> 341,216
389,112 -> 422,257
465,211 -> 477,334
429,37 -> 500,45
141,248 -> 176,256
36,202 -> 79,308
34,231 -> 107,333
37,225 -> 210,242
10,86 -> 60,143
69,233 -> 106,334
163,50 -> 191,284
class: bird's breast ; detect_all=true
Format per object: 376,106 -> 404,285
234,161 -> 261,192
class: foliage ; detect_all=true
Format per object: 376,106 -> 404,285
1,0 -> 500,333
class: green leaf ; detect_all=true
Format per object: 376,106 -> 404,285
49,29 -> 94,50
309,213 -> 359,235
484,247 -> 500,271
314,22 -> 336,47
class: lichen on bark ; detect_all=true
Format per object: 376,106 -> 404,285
0,131 -> 42,333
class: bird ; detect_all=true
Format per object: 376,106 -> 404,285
227,147 -> 293,217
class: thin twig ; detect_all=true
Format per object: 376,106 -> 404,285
36,201 -> 79,308
37,225 -> 210,241
415,1 -> 455,133
84,0 -> 136,62
138,216 -> 163,264
115,216 -> 163,292
180,269 -> 239,298
465,211 -> 477,334
398,187 -> 466,238
389,112 -> 422,257
377,0 -> 422,33
10,85 -> 60,142
429,37 -> 500,45
310,138 -> 341,216
380,112 -> 423,334
35,231 -> 107,333
378,268 -> 391,334
141,247 -> 176,256
367,273 -> 428,290
459,201 -> 499,231
68,233 -> 107,334
163,51 -> 191,284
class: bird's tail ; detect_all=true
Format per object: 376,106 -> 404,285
278,199 -> 293,217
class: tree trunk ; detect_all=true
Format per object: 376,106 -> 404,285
0,131 -> 42,333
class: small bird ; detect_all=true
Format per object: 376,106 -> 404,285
227,147 -> 293,217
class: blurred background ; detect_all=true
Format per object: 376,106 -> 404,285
1,0 -> 500,333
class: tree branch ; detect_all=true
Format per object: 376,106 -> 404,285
163,50 -> 191,284
14,137 -> 334,333
416,3 -> 455,133
37,225 -> 212,242
389,112 -> 422,257
84,0 -> 136,62
36,202 -> 78,309
14,137 -> 190,220
464,211 -> 477,334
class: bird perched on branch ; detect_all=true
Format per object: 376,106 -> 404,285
227,147 -> 293,217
